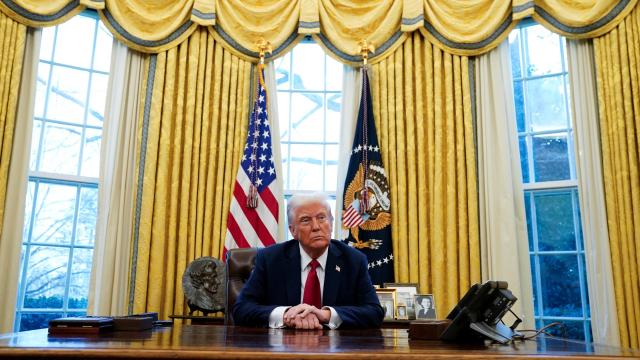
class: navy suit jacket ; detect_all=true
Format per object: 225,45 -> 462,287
232,239 -> 384,328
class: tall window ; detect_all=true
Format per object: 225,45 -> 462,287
14,11 -> 112,332
509,21 -> 591,341
275,39 -> 343,235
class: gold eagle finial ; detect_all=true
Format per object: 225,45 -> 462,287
256,38 -> 273,65
358,40 -> 375,66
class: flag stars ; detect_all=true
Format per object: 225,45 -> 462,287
261,143 -> 269,150
269,155 -> 275,163
253,130 -> 260,137
259,94 -> 265,103
262,130 -> 270,138
249,154 -> 256,161
373,145 -> 379,152
257,166 -> 265,174
267,167 -> 275,175
259,154 -> 267,162
368,255 -> 393,269
251,141 -> 258,149
257,107 -> 263,114
248,165 -> 254,173
255,178 -> 263,186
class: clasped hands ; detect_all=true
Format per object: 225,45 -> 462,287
283,303 -> 331,329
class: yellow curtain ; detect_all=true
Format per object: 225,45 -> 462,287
130,28 -> 251,318
0,12 -> 26,255
594,4 -> 640,349
2,0 -> 637,59
369,32 -> 480,314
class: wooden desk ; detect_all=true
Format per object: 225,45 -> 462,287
0,324 -> 638,359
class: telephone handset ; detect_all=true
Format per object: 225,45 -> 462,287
440,281 -> 521,344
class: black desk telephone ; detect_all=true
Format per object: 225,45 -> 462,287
440,281 -> 521,344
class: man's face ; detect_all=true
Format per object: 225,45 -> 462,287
289,202 -> 332,257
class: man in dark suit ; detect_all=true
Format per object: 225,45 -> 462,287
233,193 -> 384,329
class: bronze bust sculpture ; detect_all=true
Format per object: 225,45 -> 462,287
182,257 -> 226,315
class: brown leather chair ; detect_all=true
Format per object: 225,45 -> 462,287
225,247 -> 258,325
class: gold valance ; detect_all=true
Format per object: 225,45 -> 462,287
0,0 -> 637,62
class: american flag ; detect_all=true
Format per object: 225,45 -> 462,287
224,65 -> 280,259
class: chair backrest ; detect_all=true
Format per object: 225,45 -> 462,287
225,247 -> 258,325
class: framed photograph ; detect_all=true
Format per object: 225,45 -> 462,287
414,294 -> 437,320
375,288 -> 396,321
396,305 -> 408,320
384,283 -> 418,319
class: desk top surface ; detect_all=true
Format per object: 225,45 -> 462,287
0,324 -> 638,359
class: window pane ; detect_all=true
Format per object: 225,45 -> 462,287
292,43 -> 325,91
93,23 -> 113,72
519,135 -> 529,183
326,94 -> 342,143
39,122 -> 82,175
23,183 -> 36,241
524,193 -> 533,252
513,80 -> 525,132
46,66 -> 89,124
68,248 -> 93,309
87,73 -> 109,126
325,144 -> 339,192
538,254 -> 583,317
31,182 -> 77,245
39,27 -> 55,62
76,187 -> 98,246
18,312 -> 63,332
288,144 -> 323,191
81,128 -> 102,177
532,133 -> 570,182
526,76 -> 568,132
23,245 -> 69,309
29,120 -> 42,172
326,60 -> 343,91
509,31 -> 522,79
275,52 -> 291,90
278,92 -> 290,141
290,92 -> 324,143
533,190 -> 577,251
525,26 -> 563,77
34,63 -> 50,119
53,15 -> 96,69
530,255 -> 538,316
281,144 -> 290,189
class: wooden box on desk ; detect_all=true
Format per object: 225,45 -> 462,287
48,317 -> 113,335
408,319 -> 451,340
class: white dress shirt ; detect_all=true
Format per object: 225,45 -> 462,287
268,244 -> 343,329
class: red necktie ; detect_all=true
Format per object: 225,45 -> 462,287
303,259 -> 321,308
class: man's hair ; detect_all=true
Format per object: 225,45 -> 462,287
287,193 -> 334,224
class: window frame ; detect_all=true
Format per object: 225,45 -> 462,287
510,19 -> 592,342
13,9 -> 111,332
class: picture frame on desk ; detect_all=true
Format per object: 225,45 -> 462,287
414,294 -> 437,320
375,288 -> 396,321
384,283 -> 418,319
396,305 -> 408,320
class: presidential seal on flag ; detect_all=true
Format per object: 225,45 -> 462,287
343,162 -> 391,250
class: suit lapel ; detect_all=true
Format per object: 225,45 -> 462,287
284,241 -> 301,305
323,241 -> 343,306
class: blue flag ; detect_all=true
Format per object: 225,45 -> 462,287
341,68 -> 394,285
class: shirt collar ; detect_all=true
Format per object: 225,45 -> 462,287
299,242 -> 328,270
